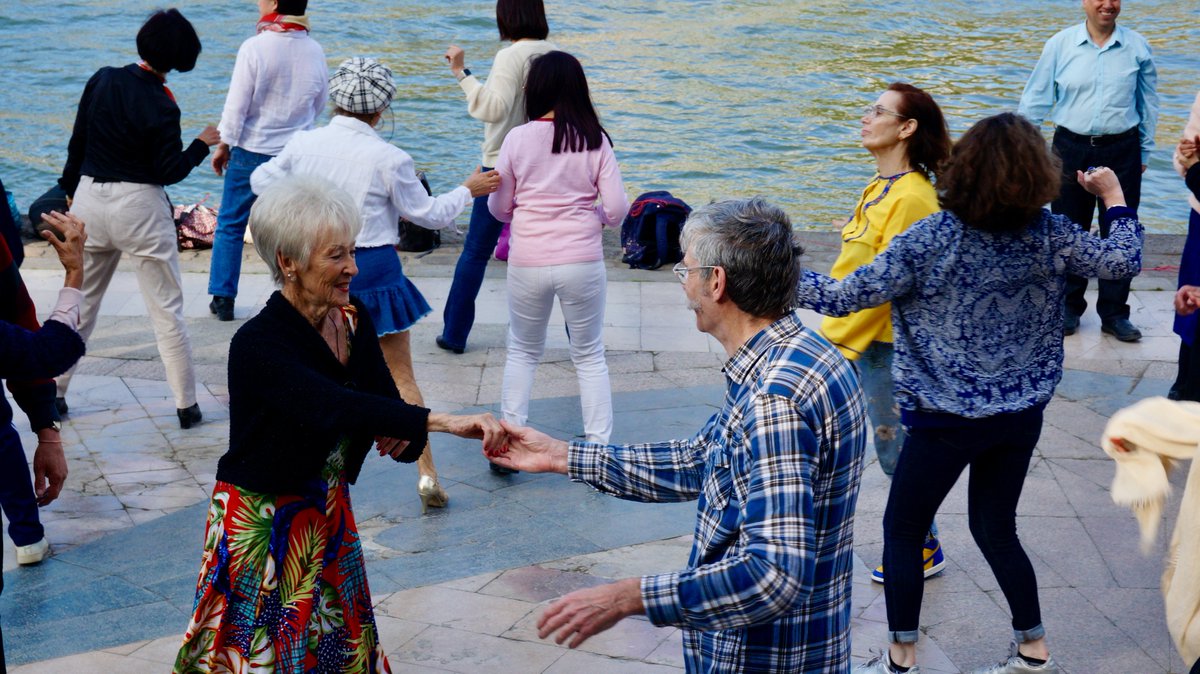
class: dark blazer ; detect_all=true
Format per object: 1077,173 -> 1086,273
216,292 -> 430,494
58,64 -> 209,197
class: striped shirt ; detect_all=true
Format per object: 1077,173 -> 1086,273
569,312 -> 867,672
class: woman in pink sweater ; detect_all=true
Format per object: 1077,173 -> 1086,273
489,51 -> 629,444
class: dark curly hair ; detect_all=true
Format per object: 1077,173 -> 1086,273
937,113 -> 1062,233
888,82 -> 951,179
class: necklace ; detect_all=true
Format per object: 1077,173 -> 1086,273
325,311 -> 342,362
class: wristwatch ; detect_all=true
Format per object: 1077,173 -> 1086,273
39,419 -> 62,433
457,68 -> 472,82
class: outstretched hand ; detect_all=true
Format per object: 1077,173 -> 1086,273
38,210 -> 86,289
485,421 -> 570,474
443,412 -> 507,454
537,579 -> 644,649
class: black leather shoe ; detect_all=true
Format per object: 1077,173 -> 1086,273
178,403 -> 203,429
435,336 -> 465,354
209,296 -> 234,322
54,397 -> 69,415
1063,313 -> 1080,336
1101,318 -> 1142,342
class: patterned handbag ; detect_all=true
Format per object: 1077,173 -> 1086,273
174,196 -> 218,251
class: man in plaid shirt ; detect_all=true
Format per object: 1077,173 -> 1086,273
490,197 -> 867,672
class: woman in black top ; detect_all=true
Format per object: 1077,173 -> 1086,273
174,175 -> 505,671
55,9 -> 220,428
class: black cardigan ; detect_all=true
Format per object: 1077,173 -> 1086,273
58,64 -> 209,197
216,292 -> 430,494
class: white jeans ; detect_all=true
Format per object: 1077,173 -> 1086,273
502,260 -> 612,443
57,177 -> 197,409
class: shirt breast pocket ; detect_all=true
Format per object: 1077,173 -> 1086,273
701,442 -> 735,513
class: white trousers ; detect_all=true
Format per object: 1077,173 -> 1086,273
57,177 -> 197,409
502,260 -> 612,443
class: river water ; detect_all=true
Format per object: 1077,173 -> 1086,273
1,0 -> 1197,232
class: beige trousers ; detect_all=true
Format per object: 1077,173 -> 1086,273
57,177 -> 197,409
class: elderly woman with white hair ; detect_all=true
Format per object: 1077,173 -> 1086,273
173,175 -> 505,672
252,57 -> 499,511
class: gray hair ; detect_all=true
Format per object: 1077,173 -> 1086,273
248,174 -> 362,285
679,197 -> 803,319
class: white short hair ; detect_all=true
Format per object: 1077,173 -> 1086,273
248,174 -> 362,285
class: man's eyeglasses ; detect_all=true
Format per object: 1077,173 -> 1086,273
672,262 -> 717,284
863,105 -> 906,120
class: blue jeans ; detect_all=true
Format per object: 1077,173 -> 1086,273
208,147 -> 273,299
883,408 -> 1045,645
440,171 -> 503,350
859,342 -> 904,476
0,424 -> 43,547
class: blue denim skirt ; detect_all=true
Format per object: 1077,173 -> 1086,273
350,245 -> 431,336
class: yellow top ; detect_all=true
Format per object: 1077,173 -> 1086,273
820,171 -> 939,360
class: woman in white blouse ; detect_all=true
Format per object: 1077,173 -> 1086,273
251,58 -> 498,511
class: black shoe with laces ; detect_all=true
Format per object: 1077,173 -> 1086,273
1101,318 -> 1141,342
209,296 -> 234,322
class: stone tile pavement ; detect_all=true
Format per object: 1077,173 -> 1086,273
3,235 -> 1194,672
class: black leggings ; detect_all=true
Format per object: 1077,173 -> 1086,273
882,409 -> 1045,644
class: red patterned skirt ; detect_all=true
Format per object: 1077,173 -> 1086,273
173,448 -> 390,673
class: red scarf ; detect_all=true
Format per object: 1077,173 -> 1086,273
137,62 -> 175,103
257,12 -> 309,33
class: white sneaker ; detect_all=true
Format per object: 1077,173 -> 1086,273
16,538 -> 50,565
856,649 -> 922,673
974,642 -> 1061,673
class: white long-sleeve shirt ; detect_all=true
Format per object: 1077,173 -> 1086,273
217,30 -> 328,155
458,39 -> 555,167
250,115 -> 471,248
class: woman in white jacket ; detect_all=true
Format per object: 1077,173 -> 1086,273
251,58 -> 499,511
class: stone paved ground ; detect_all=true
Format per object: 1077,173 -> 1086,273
2,232 -> 1194,673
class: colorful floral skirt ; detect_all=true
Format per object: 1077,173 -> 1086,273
173,449 -> 390,673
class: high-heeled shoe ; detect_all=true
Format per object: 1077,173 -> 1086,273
417,475 -> 449,514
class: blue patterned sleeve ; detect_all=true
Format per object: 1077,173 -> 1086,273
795,216 -> 926,316
1057,207 -> 1142,280
642,391 -> 817,630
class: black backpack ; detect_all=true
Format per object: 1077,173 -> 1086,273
397,171 -> 441,253
619,191 -> 690,270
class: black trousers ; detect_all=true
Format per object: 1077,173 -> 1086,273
1052,127 -> 1143,321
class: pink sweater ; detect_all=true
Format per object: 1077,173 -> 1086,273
488,120 -> 629,267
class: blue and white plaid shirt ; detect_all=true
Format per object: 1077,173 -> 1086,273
569,312 -> 866,673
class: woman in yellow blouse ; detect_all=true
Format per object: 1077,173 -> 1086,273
823,82 -> 950,584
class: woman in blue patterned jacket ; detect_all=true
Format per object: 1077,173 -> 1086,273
797,113 -> 1141,674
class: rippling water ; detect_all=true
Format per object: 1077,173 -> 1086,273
1,0 -> 1197,232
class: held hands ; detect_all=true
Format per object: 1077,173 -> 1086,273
464,166 -> 501,198
198,125 -> 221,147
1175,285 -> 1200,316
444,45 -> 466,75
442,412 -> 508,454
1076,166 -> 1125,207
1178,135 -> 1200,171
38,211 -> 86,289
537,579 -> 644,649
484,421 -> 570,474
211,142 -> 231,176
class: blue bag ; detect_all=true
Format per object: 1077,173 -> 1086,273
619,191 -> 691,270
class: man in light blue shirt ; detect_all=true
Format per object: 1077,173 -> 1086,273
1018,0 -> 1157,343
